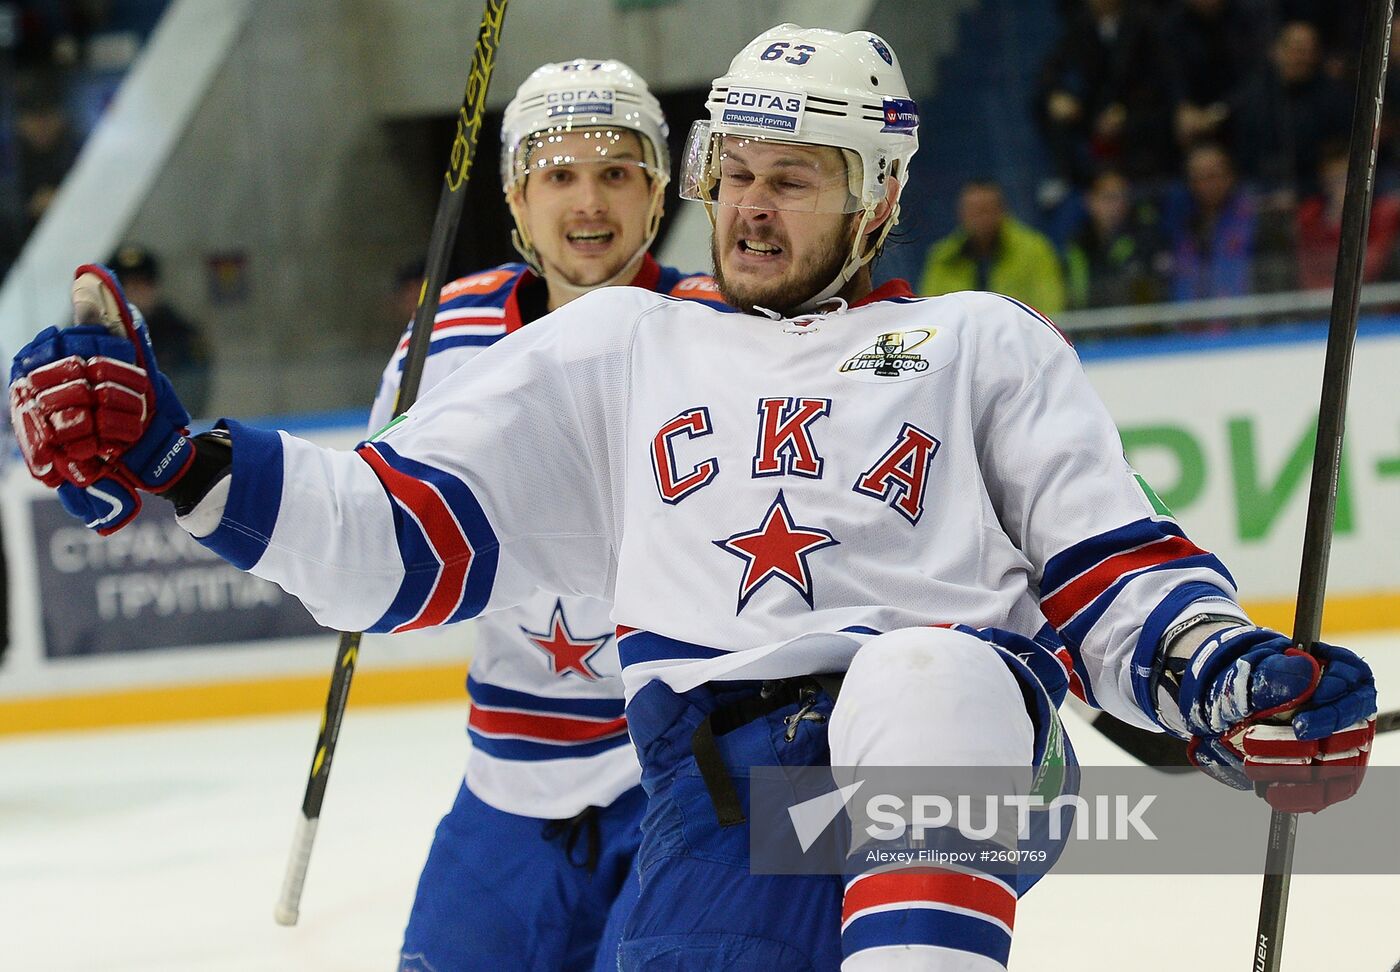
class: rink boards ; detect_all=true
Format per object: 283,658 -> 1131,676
3,318 -> 1399,731
0,411 -> 474,731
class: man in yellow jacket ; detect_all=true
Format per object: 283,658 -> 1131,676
920,179 -> 1066,313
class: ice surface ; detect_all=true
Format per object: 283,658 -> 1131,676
2,633 -> 1397,971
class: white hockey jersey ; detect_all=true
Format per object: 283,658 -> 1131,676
192,281 -> 1247,733
366,258 -> 726,819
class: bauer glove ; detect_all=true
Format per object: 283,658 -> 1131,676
1164,624 -> 1376,813
10,264 -> 194,533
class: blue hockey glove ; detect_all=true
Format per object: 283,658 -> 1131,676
10,264 -> 193,507
57,478 -> 143,536
1171,625 -> 1376,813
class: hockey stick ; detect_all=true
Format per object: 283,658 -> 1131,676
1250,3 -> 1393,969
1088,712 -> 1192,770
273,0 -> 509,926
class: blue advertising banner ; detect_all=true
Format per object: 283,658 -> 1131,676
31,495 -> 325,658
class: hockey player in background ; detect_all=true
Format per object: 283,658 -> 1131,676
11,24 -> 1377,972
367,59 -> 726,972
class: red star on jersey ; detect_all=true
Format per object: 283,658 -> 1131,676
714,490 -> 840,612
520,600 -> 611,680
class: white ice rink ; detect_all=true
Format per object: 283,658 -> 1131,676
4,635 -> 1399,972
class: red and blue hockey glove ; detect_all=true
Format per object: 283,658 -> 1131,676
1170,625 -> 1376,813
9,264 -> 193,522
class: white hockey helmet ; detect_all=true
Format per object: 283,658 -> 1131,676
501,59 -> 670,278
680,25 -> 919,307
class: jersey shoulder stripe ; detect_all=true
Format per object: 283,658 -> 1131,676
394,308 -> 509,352
654,265 -> 733,311
389,266 -> 525,369
438,264 -> 527,305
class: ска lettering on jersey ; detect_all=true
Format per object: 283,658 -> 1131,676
651,398 -> 940,524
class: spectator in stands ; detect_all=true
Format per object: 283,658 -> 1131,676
1228,20 -> 1350,199
1276,1 -> 1365,79
1156,0 -> 1272,150
1035,0 -> 1175,196
11,1 -> 82,69
109,245 -> 214,416
14,73 -> 78,234
921,179 -> 1066,314
1063,168 -> 1167,308
1296,143 -> 1400,291
1160,142 -> 1258,301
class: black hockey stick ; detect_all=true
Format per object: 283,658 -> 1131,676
273,0 -> 509,926
1251,3 -> 1393,969
1089,712 -> 1192,770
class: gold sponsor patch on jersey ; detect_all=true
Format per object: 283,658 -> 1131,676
839,328 -> 949,382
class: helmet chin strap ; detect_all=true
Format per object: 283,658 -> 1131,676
792,200 -> 900,314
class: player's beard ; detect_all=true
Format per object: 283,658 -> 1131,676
712,216 -> 854,317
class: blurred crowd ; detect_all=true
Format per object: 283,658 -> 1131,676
0,3 -> 208,410
922,0 -> 1400,316
0,1 -> 168,280
2,0 -> 1396,330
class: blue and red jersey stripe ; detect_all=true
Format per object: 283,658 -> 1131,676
1041,518 -> 1233,642
356,441 -> 499,633
466,675 -> 630,761
842,868 -> 1016,967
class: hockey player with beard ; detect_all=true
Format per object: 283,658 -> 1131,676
367,60 -> 726,972
11,24 -> 1377,972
